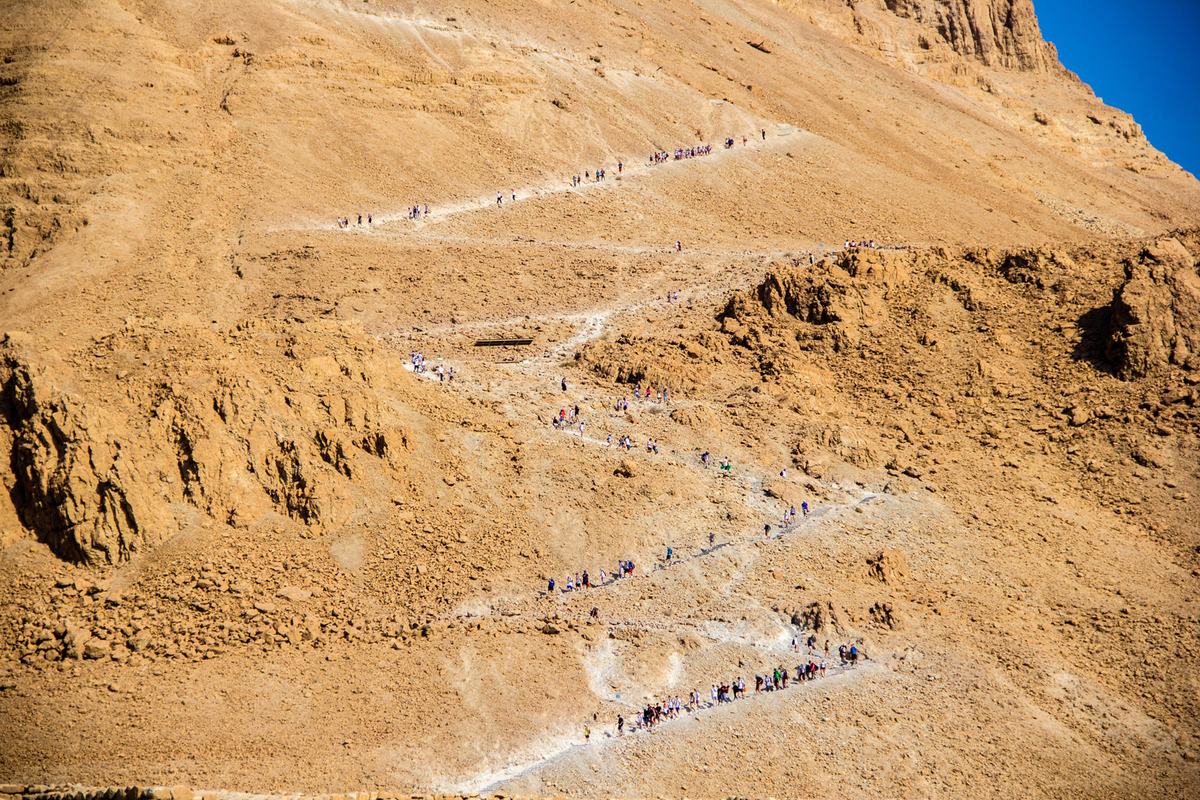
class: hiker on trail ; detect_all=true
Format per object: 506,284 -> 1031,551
618,161 -> 623,173
512,190 -> 516,202
367,214 -> 372,224
497,192 -> 503,205
548,577 -> 555,593
582,571 -> 590,588
709,532 -> 715,545
792,636 -> 799,653
764,523 -> 772,537
701,451 -> 710,468
820,659 -> 827,677
566,575 -> 574,591
802,501 -> 809,516
606,433 -> 612,447
617,715 -> 624,735
666,546 -> 673,562
780,467 -> 787,479
711,685 -> 718,706
850,644 -> 858,665
590,606 -> 599,620
562,377 -> 568,392
675,241 -> 682,252
599,569 -> 606,584
584,725 -> 590,742
838,644 -> 847,663
357,214 -> 362,225
762,129 -> 766,140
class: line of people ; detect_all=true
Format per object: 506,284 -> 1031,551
650,144 -> 714,165
570,166 -> 615,187
336,214 -> 373,228
617,654 -> 844,735
408,350 -> 455,381
547,560 -> 636,594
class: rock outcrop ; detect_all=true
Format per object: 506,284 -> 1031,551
0,322 -> 431,565
883,0 -> 1057,71
1106,237 -> 1200,378
722,249 -> 908,352
0,336 -> 178,565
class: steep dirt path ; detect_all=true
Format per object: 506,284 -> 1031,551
465,659 -> 885,795
287,126 -> 811,233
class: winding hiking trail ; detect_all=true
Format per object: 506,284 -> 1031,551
402,344 -> 894,796
375,138 -> 909,795
289,125 -> 812,235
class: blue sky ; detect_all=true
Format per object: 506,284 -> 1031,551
1034,0 -> 1200,177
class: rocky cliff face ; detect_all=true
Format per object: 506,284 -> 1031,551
0,322 -> 434,566
0,340 -> 177,565
883,0 -> 1057,71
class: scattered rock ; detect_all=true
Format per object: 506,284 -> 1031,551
127,629 -> 152,653
614,459 -> 638,478
866,550 -> 908,585
83,639 -> 112,660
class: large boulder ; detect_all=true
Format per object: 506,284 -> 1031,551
1106,238 -> 1200,378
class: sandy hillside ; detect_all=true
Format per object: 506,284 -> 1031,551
1,1 -> 1199,798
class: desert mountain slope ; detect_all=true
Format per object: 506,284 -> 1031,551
1,1 -> 1199,799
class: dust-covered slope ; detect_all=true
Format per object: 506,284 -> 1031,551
1,1 -> 1199,798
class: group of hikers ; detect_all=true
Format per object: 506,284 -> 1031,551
407,351 -> 456,381
336,214 -> 372,228
651,144 -> 714,164
570,166 -> 616,187
337,130 -> 773,229
613,644 -> 861,736
548,560 -> 636,594
649,131 -> 765,164
701,452 -> 734,473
